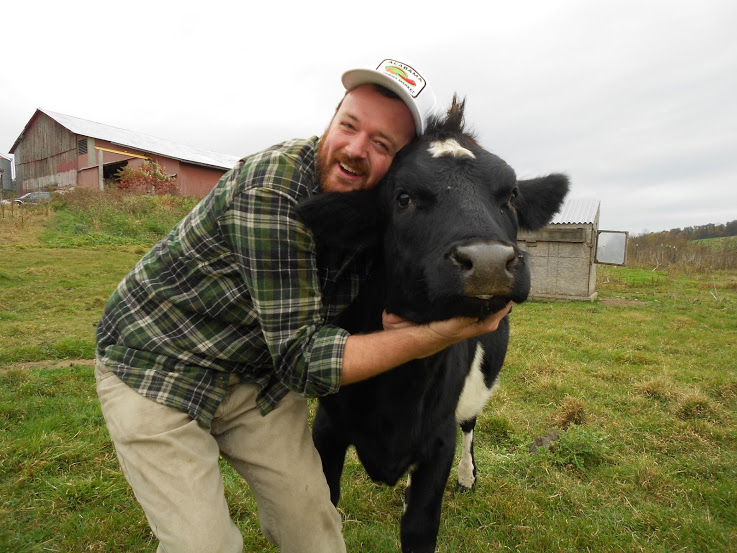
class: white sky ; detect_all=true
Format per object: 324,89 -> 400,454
2,0 -> 735,235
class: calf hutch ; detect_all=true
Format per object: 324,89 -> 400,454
10,109 -> 240,197
517,198 -> 627,301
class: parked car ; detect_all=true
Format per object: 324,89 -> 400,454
15,191 -> 50,205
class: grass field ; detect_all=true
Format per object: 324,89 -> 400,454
1,197 -> 736,552
693,235 -> 737,249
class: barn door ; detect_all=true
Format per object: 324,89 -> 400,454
595,230 -> 628,266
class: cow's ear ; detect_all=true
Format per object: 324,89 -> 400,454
296,189 -> 381,250
515,173 -> 570,231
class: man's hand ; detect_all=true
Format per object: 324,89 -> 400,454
343,304 -> 514,386
426,302 -> 512,341
382,311 -> 417,331
382,302 -> 513,358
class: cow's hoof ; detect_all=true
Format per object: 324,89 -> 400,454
454,482 -> 475,494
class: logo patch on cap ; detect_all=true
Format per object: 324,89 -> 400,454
378,59 -> 427,98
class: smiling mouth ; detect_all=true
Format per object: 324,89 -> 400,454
339,161 -> 362,176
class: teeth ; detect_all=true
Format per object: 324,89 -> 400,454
340,162 -> 359,175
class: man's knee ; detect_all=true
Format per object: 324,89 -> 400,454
258,482 -> 344,553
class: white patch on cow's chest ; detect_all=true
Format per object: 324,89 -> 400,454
455,343 -> 497,424
428,138 -> 476,160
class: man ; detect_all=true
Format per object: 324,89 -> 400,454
95,59 -> 511,553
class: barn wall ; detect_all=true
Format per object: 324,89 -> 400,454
77,167 -> 99,189
177,162 -> 225,197
518,224 -> 597,300
74,138 -> 143,190
77,137 -> 98,190
14,113 -> 78,193
12,112 -> 230,197
74,140 -> 223,197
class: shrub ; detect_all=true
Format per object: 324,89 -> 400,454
116,160 -> 177,195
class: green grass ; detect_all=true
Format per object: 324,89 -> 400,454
0,190 -> 197,365
692,235 -> 737,250
1,197 -> 736,552
40,188 -> 199,247
0,247 -> 143,364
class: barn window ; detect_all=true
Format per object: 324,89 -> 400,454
78,139 -> 88,155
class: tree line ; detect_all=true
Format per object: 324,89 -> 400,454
636,220 -> 737,245
628,220 -> 737,272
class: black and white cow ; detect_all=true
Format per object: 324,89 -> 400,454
297,98 -> 569,553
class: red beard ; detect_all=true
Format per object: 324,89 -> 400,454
316,137 -> 369,191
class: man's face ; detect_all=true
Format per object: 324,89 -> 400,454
317,84 -> 415,193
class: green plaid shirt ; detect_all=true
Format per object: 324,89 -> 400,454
96,137 -> 370,428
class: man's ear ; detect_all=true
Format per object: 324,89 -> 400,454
296,189 -> 381,250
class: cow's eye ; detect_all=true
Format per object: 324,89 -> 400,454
397,193 -> 411,208
505,187 -> 519,211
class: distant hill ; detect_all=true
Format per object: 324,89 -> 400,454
693,235 -> 737,249
634,220 -> 737,245
628,221 -> 737,271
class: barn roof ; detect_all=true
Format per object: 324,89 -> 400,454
11,109 -> 240,171
549,198 -> 600,225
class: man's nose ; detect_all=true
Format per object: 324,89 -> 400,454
344,133 -> 369,159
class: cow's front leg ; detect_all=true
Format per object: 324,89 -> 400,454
400,418 -> 456,553
312,404 -> 349,506
456,417 -> 477,491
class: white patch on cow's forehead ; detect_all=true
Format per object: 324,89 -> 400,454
428,138 -> 476,160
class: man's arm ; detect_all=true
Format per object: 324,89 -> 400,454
340,303 -> 512,386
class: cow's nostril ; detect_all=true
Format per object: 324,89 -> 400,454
506,253 -> 523,273
450,250 -> 474,273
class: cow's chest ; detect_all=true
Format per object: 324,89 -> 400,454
322,347 -> 472,484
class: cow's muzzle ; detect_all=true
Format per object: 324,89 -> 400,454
448,241 -> 520,298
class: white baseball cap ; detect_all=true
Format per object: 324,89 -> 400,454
342,59 -> 437,135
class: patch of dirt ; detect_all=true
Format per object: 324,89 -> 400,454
530,430 -> 560,454
1,358 -> 94,371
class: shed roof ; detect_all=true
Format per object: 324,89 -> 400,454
11,109 -> 240,171
549,198 -> 600,225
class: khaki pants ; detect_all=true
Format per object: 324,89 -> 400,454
95,359 -> 345,553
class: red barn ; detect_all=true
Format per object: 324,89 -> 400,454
10,109 -> 239,197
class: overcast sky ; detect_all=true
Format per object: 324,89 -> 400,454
2,0 -> 735,235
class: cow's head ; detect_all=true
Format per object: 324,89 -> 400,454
298,97 -> 569,323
